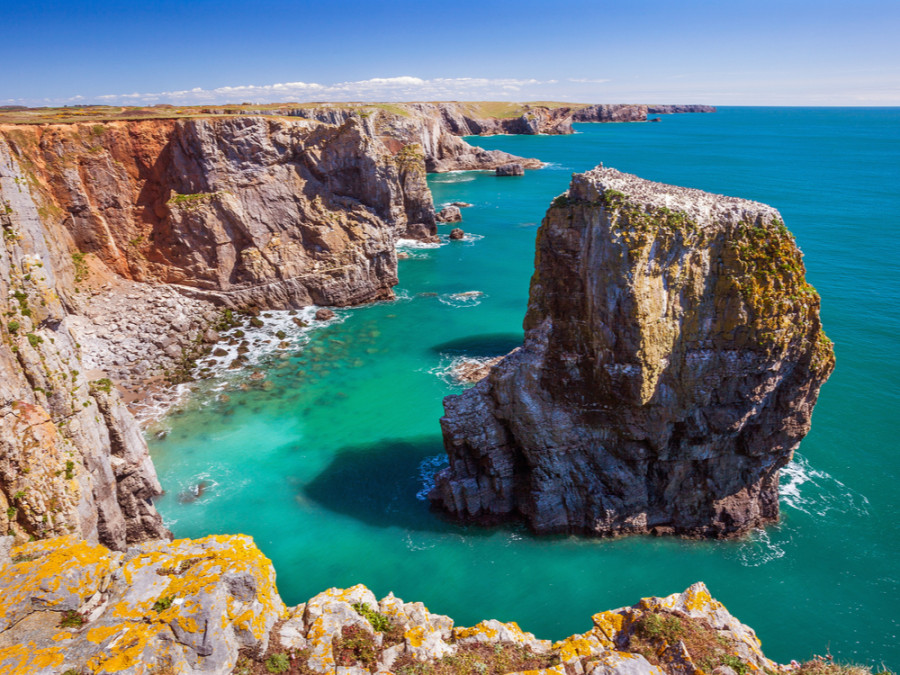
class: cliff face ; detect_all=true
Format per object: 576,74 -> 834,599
0,143 -> 168,550
432,167 -> 835,537
573,104 -> 649,122
287,103 -> 547,173
0,113 -> 443,548
0,533 -> 806,675
648,105 -> 717,114
2,115 -> 435,309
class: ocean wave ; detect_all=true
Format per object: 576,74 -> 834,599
733,528 -> 788,567
437,290 -> 485,308
428,174 -> 477,183
780,454 -> 870,517
416,454 -> 449,501
541,162 -> 572,171
396,237 -> 444,250
459,232 -> 484,245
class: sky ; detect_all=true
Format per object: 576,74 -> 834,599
2,0 -> 899,107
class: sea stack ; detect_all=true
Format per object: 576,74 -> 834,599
431,166 -> 835,538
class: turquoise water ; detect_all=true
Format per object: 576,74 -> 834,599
148,108 -> 900,670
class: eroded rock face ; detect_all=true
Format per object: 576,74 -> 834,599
1,115 -> 436,310
0,143 -> 168,550
0,536 -> 807,675
432,166 -> 835,537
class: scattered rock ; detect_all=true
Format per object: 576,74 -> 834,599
315,308 -> 336,321
449,228 -> 465,240
451,356 -> 504,384
496,163 -> 525,176
436,205 -> 462,223
451,201 -> 473,208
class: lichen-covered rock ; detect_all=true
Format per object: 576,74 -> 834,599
432,166 -> 835,538
0,534 -> 285,674
0,549 -> 849,675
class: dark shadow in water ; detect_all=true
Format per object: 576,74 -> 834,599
302,435 -> 532,539
430,333 -> 523,358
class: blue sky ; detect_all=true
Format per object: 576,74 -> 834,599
3,0 -> 898,106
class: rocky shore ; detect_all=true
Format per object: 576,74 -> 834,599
0,533 -> 836,675
432,166 -> 834,537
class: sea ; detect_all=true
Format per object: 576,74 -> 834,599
146,107 -> 900,670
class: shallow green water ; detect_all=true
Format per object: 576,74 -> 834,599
149,108 -> 900,669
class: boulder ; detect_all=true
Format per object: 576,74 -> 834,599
315,308 -> 336,321
496,162 -> 525,176
436,205 -> 462,223
449,228 -> 465,240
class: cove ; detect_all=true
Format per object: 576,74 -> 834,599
148,108 -> 900,671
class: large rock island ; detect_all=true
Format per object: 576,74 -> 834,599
431,166 -> 835,537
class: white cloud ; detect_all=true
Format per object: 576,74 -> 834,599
72,76 -> 554,106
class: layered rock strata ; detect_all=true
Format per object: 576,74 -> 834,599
432,166 -> 835,537
0,144 -> 168,550
648,105 -> 717,114
0,533 -> 815,675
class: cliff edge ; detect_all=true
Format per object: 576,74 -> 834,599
0,534 -> 840,675
431,166 -> 835,537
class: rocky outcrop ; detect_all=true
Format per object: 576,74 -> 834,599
1,143 -> 168,550
436,205 -> 462,223
0,533 -> 828,675
648,105 -> 717,114
432,166 -> 835,537
286,103 -> 545,173
496,163 -> 525,176
573,104 -> 649,123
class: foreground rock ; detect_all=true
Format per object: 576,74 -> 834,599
496,163 -> 525,176
432,166 -> 835,537
0,534 -> 838,675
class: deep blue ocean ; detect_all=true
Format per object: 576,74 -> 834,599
148,107 -> 900,670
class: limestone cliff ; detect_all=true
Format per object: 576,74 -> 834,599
648,105 -> 717,114
432,166 -> 835,537
0,534 -> 836,675
1,144 -> 168,550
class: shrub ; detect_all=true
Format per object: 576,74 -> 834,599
7,320 -> 19,333
152,596 -> 174,613
59,610 -> 84,628
65,460 -> 75,479
352,602 -> 392,633
26,333 -> 43,348
264,653 -> 290,673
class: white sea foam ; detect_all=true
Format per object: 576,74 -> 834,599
438,290 -> 485,308
428,353 -> 497,388
734,528 -> 788,567
396,237 -> 444,250
139,307 -> 341,428
416,454 -> 449,501
780,454 -> 870,517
